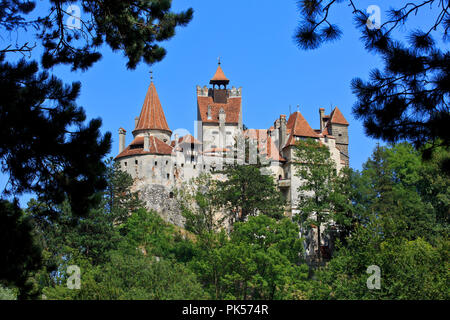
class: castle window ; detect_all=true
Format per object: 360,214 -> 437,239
191,155 -> 194,162
203,165 -> 206,169
191,143 -> 194,150
174,163 -> 177,167
193,165 -> 196,169
124,162 -> 127,167
135,160 -> 138,165
169,192 -> 174,199
166,160 -> 169,165
155,161 -> 158,166
181,163 -> 184,168
167,173 -> 170,179
338,134 -> 342,137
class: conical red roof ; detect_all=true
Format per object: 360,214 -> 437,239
210,65 -> 229,83
134,82 -> 171,132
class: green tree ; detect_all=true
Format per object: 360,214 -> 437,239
308,143 -> 449,299
216,164 -> 285,223
0,200 -> 42,299
190,215 -> 308,300
104,158 -> 143,224
175,173 -> 223,235
293,138 -> 345,262
43,250 -> 206,300
1,1 -> 192,295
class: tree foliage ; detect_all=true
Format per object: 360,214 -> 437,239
295,0 -> 450,170
0,199 -> 42,299
293,138 -> 348,261
307,143 -> 449,299
216,164 -> 285,222
189,216 -> 308,300
175,173 -> 223,235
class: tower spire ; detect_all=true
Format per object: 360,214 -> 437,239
133,81 -> 171,135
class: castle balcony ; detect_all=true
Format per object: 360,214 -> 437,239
277,178 -> 290,188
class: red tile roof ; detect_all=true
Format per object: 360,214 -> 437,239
286,111 -> 320,139
115,135 -> 173,159
197,96 -> 241,124
134,82 -> 171,133
330,107 -> 349,125
210,65 -> 229,82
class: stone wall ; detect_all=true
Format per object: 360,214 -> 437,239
138,183 -> 185,227
329,124 -> 349,166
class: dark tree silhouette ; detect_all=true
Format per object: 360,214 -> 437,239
0,0 -> 193,215
294,0 -> 450,170
0,1 -> 193,297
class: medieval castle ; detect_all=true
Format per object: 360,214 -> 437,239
115,62 -> 349,258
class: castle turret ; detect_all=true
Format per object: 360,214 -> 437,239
132,79 -> 172,143
210,60 -> 230,104
328,107 -> 349,166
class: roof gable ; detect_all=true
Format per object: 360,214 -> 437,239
286,111 -> 320,138
330,107 -> 349,125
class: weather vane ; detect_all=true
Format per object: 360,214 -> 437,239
218,56 -> 221,65
150,70 -> 153,81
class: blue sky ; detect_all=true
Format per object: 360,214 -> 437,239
1,0 -> 443,206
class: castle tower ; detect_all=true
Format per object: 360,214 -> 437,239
327,107 -> 349,166
197,62 -> 243,154
132,80 -> 172,144
115,78 -> 174,166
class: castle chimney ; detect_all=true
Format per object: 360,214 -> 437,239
118,128 -> 126,153
319,108 -> 325,132
144,133 -> 150,151
279,115 -> 287,148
